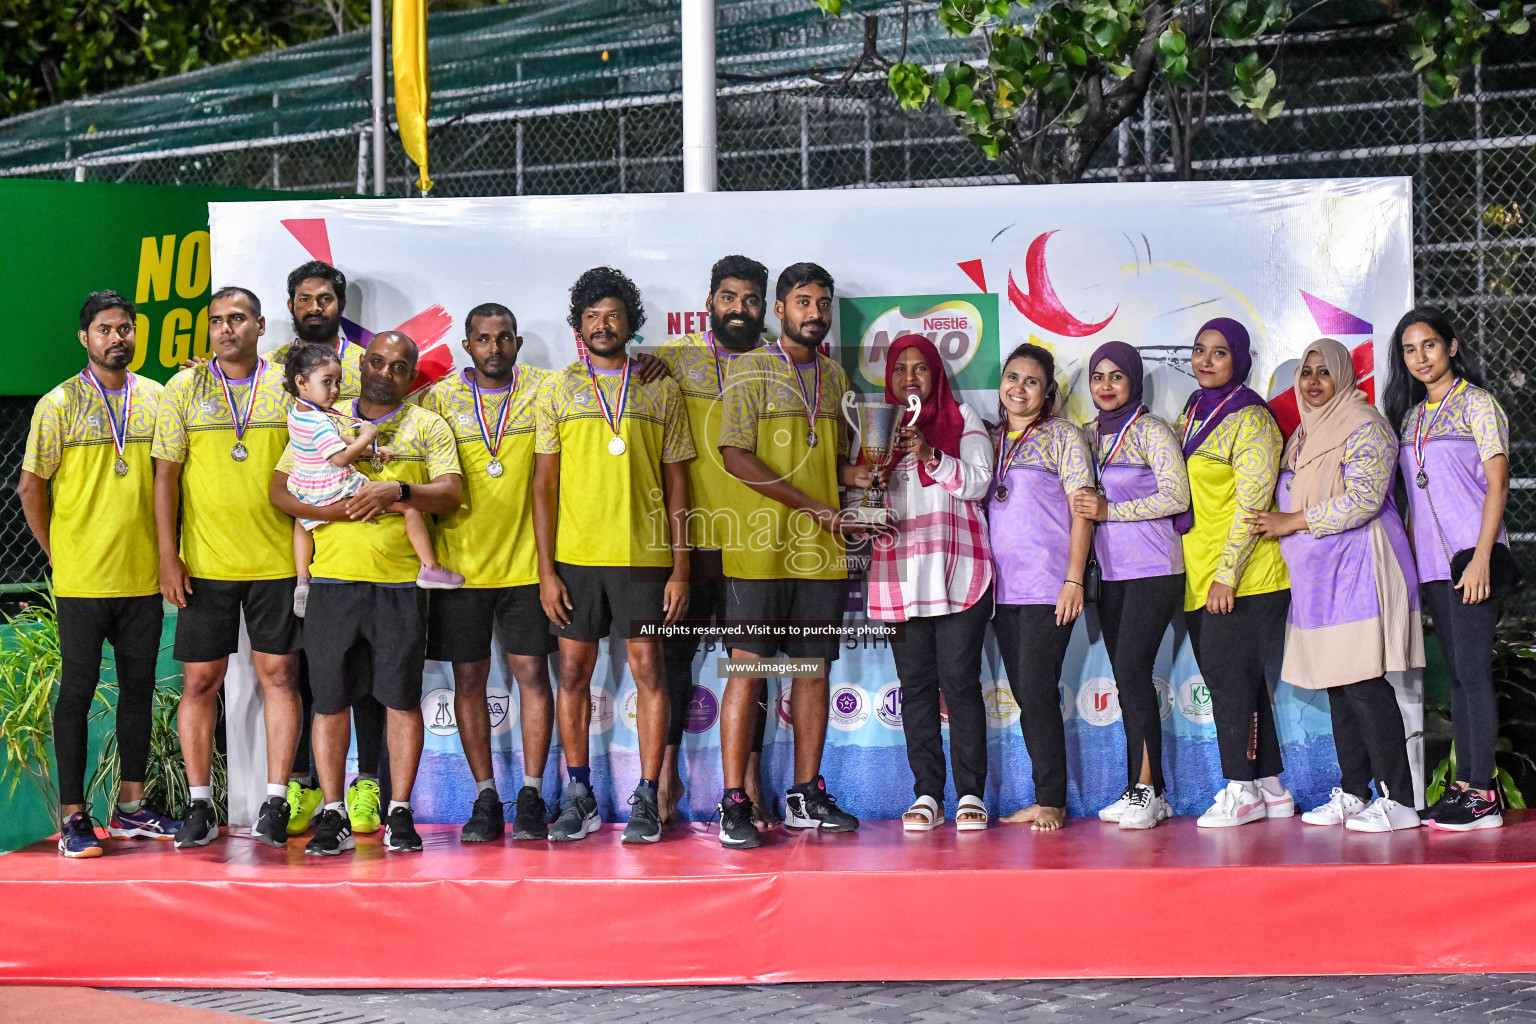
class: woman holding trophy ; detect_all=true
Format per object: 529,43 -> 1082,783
986,343 -> 1095,831
861,336 -> 996,832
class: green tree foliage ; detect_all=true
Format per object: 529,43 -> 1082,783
812,0 -> 1528,184
0,0 -> 507,119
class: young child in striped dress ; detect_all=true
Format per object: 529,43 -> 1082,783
282,344 -> 462,617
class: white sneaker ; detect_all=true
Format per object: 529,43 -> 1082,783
1118,785 -> 1171,830
1260,782 -> 1295,818
1099,785 -> 1136,822
1301,787 -> 1367,826
1196,782 -> 1267,828
1345,796 -> 1422,833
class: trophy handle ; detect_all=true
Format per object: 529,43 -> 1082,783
840,391 -> 861,454
904,392 -> 922,427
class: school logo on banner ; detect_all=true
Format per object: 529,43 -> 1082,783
487,683 -> 517,737
1154,677 -> 1174,722
776,681 -> 793,728
423,687 -> 457,736
685,685 -> 720,733
1178,676 -> 1215,724
589,684 -> 616,735
619,687 -> 639,733
876,682 -> 904,729
837,294 -> 1001,393
983,683 -> 1020,728
1076,676 -> 1122,726
829,683 -> 871,731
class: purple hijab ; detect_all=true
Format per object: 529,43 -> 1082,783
1089,341 -> 1145,436
1174,317 -> 1270,533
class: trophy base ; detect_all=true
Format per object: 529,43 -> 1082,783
848,504 -> 895,526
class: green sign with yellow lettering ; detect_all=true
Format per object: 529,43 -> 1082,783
0,178 -> 339,396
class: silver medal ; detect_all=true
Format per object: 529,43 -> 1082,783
486,458 -> 504,478
1416,469 -> 1428,489
994,485 -> 1009,503
608,435 -> 627,456
114,457 -> 129,477
231,442 -> 249,462
806,430 -> 818,449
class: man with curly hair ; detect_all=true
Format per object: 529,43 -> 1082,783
533,266 -> 695,844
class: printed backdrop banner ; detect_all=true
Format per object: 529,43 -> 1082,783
210,179 -> 1418,826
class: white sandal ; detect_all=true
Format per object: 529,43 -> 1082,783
902,795 -> 943,832
956,794 -> 988,832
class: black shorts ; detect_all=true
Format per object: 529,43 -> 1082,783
426,585 -> 558,662
725,576 -> 848,664
58,595 -> 163,667
550,563 -> 669,642
304,582 -> 426,715
173,577 -> 301,662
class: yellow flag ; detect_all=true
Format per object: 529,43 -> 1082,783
393,0 -> 432,192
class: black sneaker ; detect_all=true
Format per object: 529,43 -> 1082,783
622,784 -> 662,844
1427,788 -> 1503,832
384,805 -> 424,852
173,800 -> 219,849
1420,786 -> 1465,823
785,776 -> 859,832
253,796 -> 290,848
461,789 -> 505,843
717,795 -> 762,849
512,786 -> 549,840
304,807 -> 355,856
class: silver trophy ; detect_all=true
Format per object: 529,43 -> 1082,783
840,392 -> 922,525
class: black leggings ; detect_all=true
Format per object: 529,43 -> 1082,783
1098,574 -> 1184,795
1422,580 -> 1499,791
1186,589 -> 1290,782
993,603 -> 1075,808
55,596 -> 163,807
890,589 -> 993,801
1328,676 -> 1412,802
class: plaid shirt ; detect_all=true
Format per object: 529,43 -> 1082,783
866,403 -> 995,622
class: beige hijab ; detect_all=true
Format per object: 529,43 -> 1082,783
1284,338 -> 1391,509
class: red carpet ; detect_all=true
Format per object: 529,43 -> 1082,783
3,813 -> 1534,986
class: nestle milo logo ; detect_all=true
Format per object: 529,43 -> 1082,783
836,294 -> 1000,393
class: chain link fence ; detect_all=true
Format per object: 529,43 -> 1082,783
1,24 -> 1531,584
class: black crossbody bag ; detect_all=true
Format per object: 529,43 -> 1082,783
1420,472 -> 1523,600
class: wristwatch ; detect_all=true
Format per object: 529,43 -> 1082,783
398,482 -> 412,503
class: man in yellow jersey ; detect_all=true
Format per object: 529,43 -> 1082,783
533,266 -> 694,845
270,331 -> 463,856
153,286 -> 303,850
649,255 -> 776,826
420,302 -> 556,842
266,260 -> 379,839
716,262 -> 877,848
18,291 -> 180,858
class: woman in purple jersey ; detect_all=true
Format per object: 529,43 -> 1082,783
987,343 -> 1095,831
1383,307 -> 1510,832
1070,342 -> 1189,830
1250,338 -> 1424,833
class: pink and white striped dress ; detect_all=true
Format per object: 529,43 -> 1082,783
286,405 -> 364,531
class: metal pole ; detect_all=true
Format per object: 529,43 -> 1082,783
371,0 -> 387,195
681,0 -> 717,192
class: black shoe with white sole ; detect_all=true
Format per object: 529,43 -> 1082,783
461,789 -> 505,843
718,795 -> 762,849
305,808 -> 355,856
512,786 -> 549,840
622,785 -> 662,844
253,796 -> 290,848
785,775 -> 859,832
173,800 -> 219,849
384,805 -> 424,852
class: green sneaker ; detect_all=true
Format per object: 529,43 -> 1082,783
346,777 -> 382,834
286,780 -> 323,836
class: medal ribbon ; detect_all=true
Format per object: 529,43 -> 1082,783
211,358 -> 264,445
1413,378 -> 1464,471
79,366 -> 133,463
584,356 -> 632,440
1097,407 -> 1143,477
1181,388 -> 1245,449
768,341 -> 822,436
470,368 -> 516,461
994,417 -> 1042,490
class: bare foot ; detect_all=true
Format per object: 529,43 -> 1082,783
658,745 -> 684,825
1001,804 -> 1066,831
745,751 -> 780,826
